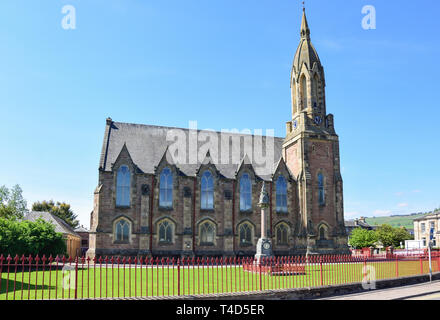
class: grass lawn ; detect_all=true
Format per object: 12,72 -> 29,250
1,259 -> 438,300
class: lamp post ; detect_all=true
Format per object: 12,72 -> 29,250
255,182 -> 273,264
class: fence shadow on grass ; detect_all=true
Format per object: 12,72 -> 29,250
0,278 -> 55,295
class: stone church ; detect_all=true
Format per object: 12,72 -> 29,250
87,10 -> 349,258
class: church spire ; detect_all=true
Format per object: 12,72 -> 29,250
300,8 -> 310,39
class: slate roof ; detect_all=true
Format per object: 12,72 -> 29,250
344,219 -> 373,229
99,120 -> 287,181
24,211 -> 80,238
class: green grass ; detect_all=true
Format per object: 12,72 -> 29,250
1,259 -> 439,300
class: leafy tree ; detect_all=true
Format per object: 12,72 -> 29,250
0,184 -> 28,220
32,200 -> 79,229
375,224 -> 413,247
0,218 -> 66,257
348,228 -> 377,249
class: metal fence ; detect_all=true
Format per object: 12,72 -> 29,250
1,252 -> 439,300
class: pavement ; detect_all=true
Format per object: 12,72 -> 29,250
317,279 -> 440,300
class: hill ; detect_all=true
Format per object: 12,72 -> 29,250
365,212 -> 432,230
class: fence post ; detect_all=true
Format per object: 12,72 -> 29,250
420,256 -> 423,274
395,255 -> 399,278
177,258 -> 180,296
320,257 -> 323,286
74,256 -> 79,299
259,258 -> 262,291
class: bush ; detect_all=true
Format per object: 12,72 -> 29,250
0,218 -> 66,258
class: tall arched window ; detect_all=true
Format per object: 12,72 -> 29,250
200,221 -> 215,245
313,73 -> 320,106
158,220 -> 173,243
276,224 -> 289,245
201,171 -> 214,210
116,165 -> 130,207
240,173 -> 252,211
319,225 -> 327,240
276,175 -> 288,213
318,173 -> 325,205
115,218 -> 130,242
159,168 -> 173,208
239,223 -> 252,246
300,74 -> 307,109
292,80 -> 297,115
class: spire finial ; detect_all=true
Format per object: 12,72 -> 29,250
300,3 -> 310,39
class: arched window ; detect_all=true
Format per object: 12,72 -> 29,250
292,80 -> 297,115
300,74 -> 307,109
158,220 -> 173,243
239,223 -> 252,246
159,168 -> 173,208
319,225 -> 327,240
240,173 -> 252,211
318,173 -> 325,206
313,73 -> 320,106
200,221 -> 215,245
276,224 -> 289,245
116,165 -> 130,207
201,171 -> 214,210
115,219 -> 130,242
276,175 -> 288,213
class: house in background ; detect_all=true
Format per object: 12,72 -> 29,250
414,212 -> 440,248
24,211 -> 82,259
74,225 -> 90,257
345,217 -> 375,237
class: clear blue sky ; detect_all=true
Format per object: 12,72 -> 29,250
1,0 -> 439,227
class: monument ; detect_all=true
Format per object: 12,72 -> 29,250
254,182 -> 274,263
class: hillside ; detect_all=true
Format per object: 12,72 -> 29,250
365,212 -> 432,230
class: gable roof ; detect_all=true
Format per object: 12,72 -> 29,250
100,120 -> 285,181
24,211 -> 80,238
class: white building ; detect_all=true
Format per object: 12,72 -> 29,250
413,212 -> 439,248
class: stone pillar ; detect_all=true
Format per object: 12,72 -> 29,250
255,182 -> 273,263
223,189 -> 234,256
139,184 -> 150,255
182,186 -> 194,257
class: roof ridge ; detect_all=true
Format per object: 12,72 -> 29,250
112,121 -> 285,139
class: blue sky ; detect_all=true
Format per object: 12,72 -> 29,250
1,0 -> 439,227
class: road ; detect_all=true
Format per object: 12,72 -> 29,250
317,280 -> 440,300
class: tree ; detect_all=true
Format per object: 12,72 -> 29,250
348,228 -> 377,249
0,218 -> 66,257
375,224 -> 413,247
32,200 -> 79,229
0,184 -> 28,220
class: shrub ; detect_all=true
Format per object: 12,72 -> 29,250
0,218 -> 66,257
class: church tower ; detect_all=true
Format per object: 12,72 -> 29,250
283,9 -> 349,255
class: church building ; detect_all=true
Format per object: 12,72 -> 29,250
87,10 -> 349,258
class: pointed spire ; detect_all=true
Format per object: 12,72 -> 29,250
300,7 -> 310,39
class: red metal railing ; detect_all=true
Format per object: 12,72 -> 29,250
0,252 -> 439,300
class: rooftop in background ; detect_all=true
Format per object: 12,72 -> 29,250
345,217 -> 375,230
74,225 -> 90,233
24,211 -> 80,238
413,211 -> 440,222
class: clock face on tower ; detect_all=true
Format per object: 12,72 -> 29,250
314,116 -> 322,125
293,120 -> 298,130
263,242 -> 271,250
